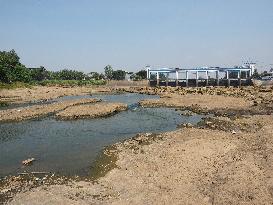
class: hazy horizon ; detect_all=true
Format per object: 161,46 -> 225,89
1,0 -> 273,72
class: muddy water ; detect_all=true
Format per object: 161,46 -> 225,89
0,93 -> 202,177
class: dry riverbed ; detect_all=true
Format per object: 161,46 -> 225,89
0,86 -> 112,104
139,93 -> 252,110
1,85 -> 273,204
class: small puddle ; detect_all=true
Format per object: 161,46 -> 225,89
0,93 -> 203,177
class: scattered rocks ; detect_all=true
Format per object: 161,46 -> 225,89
180,110 -> 195,116
178,123 -> 194,128
198,116 -> 263,133
22,158 -> 35,166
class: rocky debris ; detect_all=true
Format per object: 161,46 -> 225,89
179,110 -> 195,116
231,130 -> 237,134
55,102 -> 127,120
0,173 -> 77,204
177,123 -> 194,128
109,133 -> 164,155
22,158 -> 35,166
129,133 -> 163,146
0,98 -> 100,122
197,116 -> 263,133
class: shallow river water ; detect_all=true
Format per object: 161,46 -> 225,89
0,93 -> 202,177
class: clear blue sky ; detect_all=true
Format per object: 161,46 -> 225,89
1,0 -> 273,72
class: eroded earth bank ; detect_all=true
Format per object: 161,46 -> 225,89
1,85 -> 273,205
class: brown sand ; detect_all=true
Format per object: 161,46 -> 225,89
0,86 -> 112,104
3,86 -> 273,204
139,93 -> 253,110
56,102 -> 128,120
7,114 -> 273,205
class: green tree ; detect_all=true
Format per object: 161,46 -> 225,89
135,70 -> 147,80
112,70 -> 126,80
12,64 -> 31,82
0,49 -> 31,83
55,69 -> 85,80
130,73 -> 142,81
99,73 -> 105,80
30,66 -> 49,81
89,72 -> 101,80
104,65 -> 113,80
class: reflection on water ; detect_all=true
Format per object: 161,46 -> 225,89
0,93 -> 202,177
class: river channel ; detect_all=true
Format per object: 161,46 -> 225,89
0,93 -> 202,177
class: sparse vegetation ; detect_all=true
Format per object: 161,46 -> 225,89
0,49 -> 149,89
0,82 -> 33,89
0,49 -> 108,88
37,79 -> 106,86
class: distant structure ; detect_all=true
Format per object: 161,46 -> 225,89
125,71 -> 134,81
242,61 -> 256,75
146,63 -> 255,87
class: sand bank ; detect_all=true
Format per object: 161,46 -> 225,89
139,93 -> 252,110
0,98 -> 100,122
56,102 -> 127,120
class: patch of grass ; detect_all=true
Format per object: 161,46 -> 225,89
0,80 -> 106,89
0,82 -> 33,90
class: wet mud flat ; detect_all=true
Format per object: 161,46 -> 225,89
2,86 -> 273,204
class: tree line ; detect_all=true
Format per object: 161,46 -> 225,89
0,49 -> 147,84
